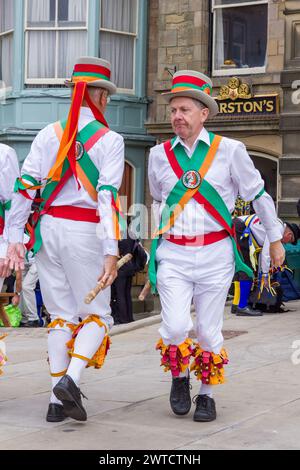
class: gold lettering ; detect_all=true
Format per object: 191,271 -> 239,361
266,100 -> 274,113
219,102 -> 228,113
253,101 -> 263,113
227,103 -> 235,113
235,102 -> 243,113
243,102 -> 253,113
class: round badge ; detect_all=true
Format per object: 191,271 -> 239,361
75,141 -> 84,161
182,170 -> 202,189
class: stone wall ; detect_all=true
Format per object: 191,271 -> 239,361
146,0 -> 286,133
147,0 -> 210,128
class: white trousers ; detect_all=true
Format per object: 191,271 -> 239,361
21,263 -> 39,322
0,240 -> 7,292
35,215 -> 113,329
156,237 -> 235,354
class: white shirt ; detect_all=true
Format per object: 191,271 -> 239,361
6,107 -> 125,256
148,127 -> 282,243
0,144 -> 20,258
239,215 -> 285,273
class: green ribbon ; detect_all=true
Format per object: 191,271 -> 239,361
0,200 -> 12,233
14,175 -> 40,193
19,119 -> 105,254
98,185 -> 127,235
254,188 -> 265,201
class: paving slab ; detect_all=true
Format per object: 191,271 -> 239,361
0,301 -> 300,450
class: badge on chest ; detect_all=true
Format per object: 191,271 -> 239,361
182,170 -> 202,189
75,141 -> 84,161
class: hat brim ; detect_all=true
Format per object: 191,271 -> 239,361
65,79 -> 117,95
162,89 -> 219,118
286,223 -> 300,245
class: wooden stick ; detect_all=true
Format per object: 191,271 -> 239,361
84,254 -> 133,305
138,280 -> 151,301
0,293 -> 16,298
15,270 -> 22,294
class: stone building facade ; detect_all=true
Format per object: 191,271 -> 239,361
146,0 -> 300,222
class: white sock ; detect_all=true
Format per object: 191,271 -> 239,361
67,321 -> 106,386
48,328 -> 72,405
179,369 -> 189,378
199,383 -> 213,397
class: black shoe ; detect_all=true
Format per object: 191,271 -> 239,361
53,375 -> 87,422
20,320 -> 40,327
193,394 -> 217,422
46,403 -> 65,423
236,306 -> 263,316
170,375 -> 192,416
231,305 -> 238,314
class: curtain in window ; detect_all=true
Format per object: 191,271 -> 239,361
0,0 -> 14,32
0,35 -> 13,86
68,0 -> 87,24
26,0 -> 87,79
214,10 -> 225,69
27,0 -> 52,26
100,0 -> 136,89
100,32 -> 134,90
101,0 -> 137,33
0,0 -> 13,87
59,31 -> 87,77
27,31 -> 56,78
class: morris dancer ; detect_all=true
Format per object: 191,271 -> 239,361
232,214 -> 300,315
0,144 -> 20,374
5,57 -> 124,422
0,144 -> 19,290
148,70 -> 285,422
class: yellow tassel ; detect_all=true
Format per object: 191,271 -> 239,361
47,318 -> 77,332
67,315 -> 110,370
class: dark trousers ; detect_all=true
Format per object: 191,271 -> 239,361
233,218 -> 253,281
111,275 -> 134,324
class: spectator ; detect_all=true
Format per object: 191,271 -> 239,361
111,231 -> 148,325
20,234 -> 40,327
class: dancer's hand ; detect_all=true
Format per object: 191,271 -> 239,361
11,293 -> 20,306
269,240 -> 285,269
98,255 -> 118,289
5,243 -> 25,272
0,258 -> 11,278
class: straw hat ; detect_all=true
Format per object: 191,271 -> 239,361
162,70 -> 219,117
65,56 -> 117,95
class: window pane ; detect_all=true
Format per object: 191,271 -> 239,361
27,0 -> 55,27
27,31 -> 56,78
58,31 -> 87,77
101,0 -> 137,34
0,34 -> 13,86
0,0 -> 14,32
100,31 -> 134,89
213,0 -> 265,5
58,0 -> 87,27
214,4 -> 267,70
